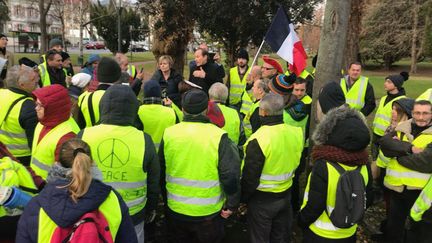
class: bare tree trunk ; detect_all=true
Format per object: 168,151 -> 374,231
39,0 -> 52,54
410,0 -> 420,74
310,0 -> 352,134
61,17 -> 66,52
343,0 -> 364,69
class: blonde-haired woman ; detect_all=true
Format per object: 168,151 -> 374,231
16,138 -> 137,243
150,55 -> 183,107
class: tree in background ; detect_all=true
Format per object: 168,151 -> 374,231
193,0 -> 322,68
38,0 -> 53,54
424,2 -> 432,58
0,0 -> 10,33
91,1 -> 147,53
50,0 -> 67,51
343,0 -> 364,70
140,0 -> 195,77
410,0 -> 432,73
360,0 -> 430,69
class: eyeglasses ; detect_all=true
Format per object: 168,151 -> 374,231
261,67 -> 275,70
412,111 -> 432,116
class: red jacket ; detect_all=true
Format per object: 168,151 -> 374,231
32,84 -> 76,161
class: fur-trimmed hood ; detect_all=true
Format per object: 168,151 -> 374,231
396,119 -> 432,142
313,106 -> 370,151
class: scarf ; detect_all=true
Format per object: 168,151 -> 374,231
312,145 -> 369,166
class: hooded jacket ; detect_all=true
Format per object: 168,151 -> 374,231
299,107 -> 373,229
16,179 -> 137,243
78,85 -> 160,224
32,85 -> 76,163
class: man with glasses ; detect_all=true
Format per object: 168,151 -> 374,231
0,33 -> 14,87
379,100 -> 432,243
0,65 -> 39,166
261,56 -> 283,80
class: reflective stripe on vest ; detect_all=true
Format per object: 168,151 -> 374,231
244,100 -> 260,138
138,104 -> 176,152
77,90 -> 105,127
340,76 -> 368,110
372,95 -> 405,136
30,118 -> 79,179
411,177 -> 432,221
81,124 -> 147,216
240,91 -> 253,116
37,190 -> 122,243
229,66 -> 251,105
217,103 -> 241,144
376,150 -> 390,168
416,88 -> 432,102
245,124 -> 303,193
303,162 -> 369,239
0,156 -> 37,217
385,127 -> 432,189
163,122 -> 225,216
128,64 -> 136,79
0,89 -> 32,157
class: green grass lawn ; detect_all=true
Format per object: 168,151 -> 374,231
12,51 -> 156,65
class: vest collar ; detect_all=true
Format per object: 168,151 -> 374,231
183,114 -> 210,123
260,114 -> 284,126
9,87 -> 32,97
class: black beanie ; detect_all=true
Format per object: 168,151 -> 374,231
60,51 -> 70,61
237,49 -> 249,61
97,57 -> 121,83
144,80 -> 162,98
393,98 -> 415,119
386,71 -> 409,90
327,116 -> 370,151
18,57 -> 38,68
319,81 -> 346,114
0,33 -> 7,39
182,89 -> 208,114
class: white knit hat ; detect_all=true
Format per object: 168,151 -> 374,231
71,73 -> 92,88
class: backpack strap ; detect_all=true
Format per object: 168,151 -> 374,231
87,92 -> 96,126
328,161 -> 361,174
0,96 -> 28,128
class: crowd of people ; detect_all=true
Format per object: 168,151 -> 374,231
0,36 -> 432,243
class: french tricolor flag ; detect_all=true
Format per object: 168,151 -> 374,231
265,7 -> 307,76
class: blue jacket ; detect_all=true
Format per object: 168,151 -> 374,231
16,179 -> 137,243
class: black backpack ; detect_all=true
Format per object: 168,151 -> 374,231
327,162 -> 367,228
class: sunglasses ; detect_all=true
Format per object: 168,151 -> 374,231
261,67 -> 275,70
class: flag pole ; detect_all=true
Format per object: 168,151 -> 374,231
250,39 -> 265,66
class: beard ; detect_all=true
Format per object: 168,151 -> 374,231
239,63 -> 247,68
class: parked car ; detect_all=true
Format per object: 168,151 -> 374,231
130,45 -> 147,52
85,41 -> 106,50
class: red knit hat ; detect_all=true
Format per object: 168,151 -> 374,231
263,56 -> 283,74
33,84 -> 71,127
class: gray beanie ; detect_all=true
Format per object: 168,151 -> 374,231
49,38 -> 63,49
